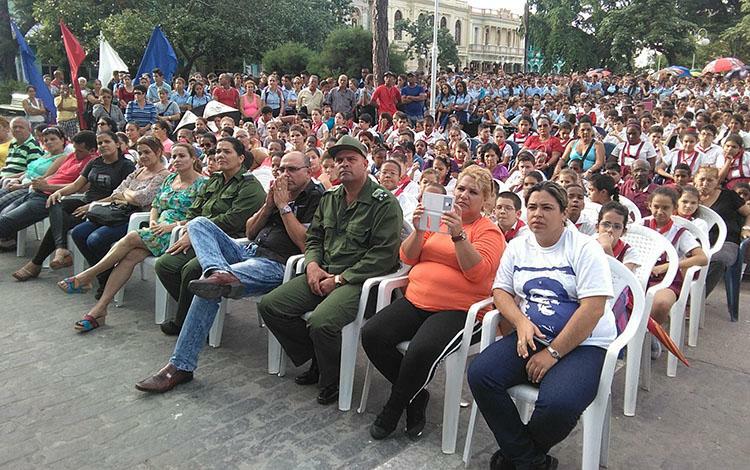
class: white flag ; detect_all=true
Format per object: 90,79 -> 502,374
98,34 -> 129,84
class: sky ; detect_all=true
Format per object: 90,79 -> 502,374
469,0 -> 525,14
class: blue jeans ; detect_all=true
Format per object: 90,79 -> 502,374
71,220 -> 128,266
170,217 -> 285,371
467,333 -> 605,468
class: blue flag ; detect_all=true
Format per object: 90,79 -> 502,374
136,26 -> 178,82
11,21 -> 56,123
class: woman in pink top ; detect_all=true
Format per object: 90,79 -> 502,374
241,80 -> 262,122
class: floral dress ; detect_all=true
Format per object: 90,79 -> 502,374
138,173 -> 206,256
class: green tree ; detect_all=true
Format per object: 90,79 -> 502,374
394,15 -> 459,69
312,27 -> 374,78
721,0 -> 750,60
599,0 -> 696,67
262,42 -> 314,76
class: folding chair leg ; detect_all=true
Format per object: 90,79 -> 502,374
688,284 -> 703,347
154,277 -> 170,324
114,287 -> 125,307
337,322 -> 359,412
208,299 -> 227,348
16,227 -> 27,257
667,307 -> 685,378
639,332 -> 651,392
442,353 -> 463,454
357,360 -> 373,414
581,394 -> 607,470
623,329 -> 645,416
462,402 -> 480,467
600,396 -> 612,468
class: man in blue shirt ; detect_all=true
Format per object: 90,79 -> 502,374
400,73 -> 427,126
146,68 -> 172,104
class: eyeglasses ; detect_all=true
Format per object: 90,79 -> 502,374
278,165 -> 308,173
599,221 -> 624,231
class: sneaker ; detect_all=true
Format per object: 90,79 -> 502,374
370,403 -> 403,440
405,390 -> 429,439
650,336 -> 663,360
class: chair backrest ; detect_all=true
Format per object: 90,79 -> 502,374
617,195 -> 642,223
582,201 -> 602,224
673,216 -> 711,262
606,257 -> 647,353
696,205 -> 727,257
621,224 -> 679,291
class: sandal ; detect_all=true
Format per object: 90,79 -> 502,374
74,315 -> 105,333
57,277 -> 91,294
50,251 -> 73,270
12,263 -> 41,282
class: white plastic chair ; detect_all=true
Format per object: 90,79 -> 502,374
267,258 -> 412,412
617,195 -> 642,223
693,206 -> 727,344
15,219 -> 46,257
664,217 -> 711,377
620,224 -> 679,408
112,212 -> 151,307
356,275 -> 492,454
462,258 -> 647,470
148,225 -> 229,347
582,201 -> 602,225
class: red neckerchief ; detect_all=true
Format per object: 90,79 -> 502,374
311,121 -> 323,133
394,175 -> 411,197
503,219 -> 525,241
729,151 -> 747,178
588,111 -> 597,125
612,239 -> 629,262
677,149 -> 700,173
514,132 -> 528,143
648,217 -> 673,234
498,141 -> 507,153
620,141 -> 644,166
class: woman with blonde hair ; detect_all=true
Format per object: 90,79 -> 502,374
362,165 -> 506,440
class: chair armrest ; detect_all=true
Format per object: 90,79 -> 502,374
355,264 -> 413,324
284,254 -> 305,281
127,212 -> 151,232
168,226 -> 184,246
480,309 -> 501,351
459,297 -> 495,358
375,275 -> 410,311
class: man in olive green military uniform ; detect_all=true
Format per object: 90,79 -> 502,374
259,135 -> 402,406
155,138 -> 265,335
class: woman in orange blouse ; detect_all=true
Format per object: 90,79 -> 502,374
361,165 -> 506,440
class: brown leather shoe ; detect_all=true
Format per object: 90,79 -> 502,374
135,363 -> 193,393
188,272 -> 244,299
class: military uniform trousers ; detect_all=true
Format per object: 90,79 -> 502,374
259,274 -> 374,389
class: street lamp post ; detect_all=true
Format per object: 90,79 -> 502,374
429,0 -> 439,116
691,28 -> 710,71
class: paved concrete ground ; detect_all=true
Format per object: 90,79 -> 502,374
0,247 -> 749,470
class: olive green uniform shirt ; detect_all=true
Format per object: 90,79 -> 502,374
186,171 -> 265,237
305,177 -> 402,285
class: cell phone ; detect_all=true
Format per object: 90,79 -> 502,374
533,336 -> 550,348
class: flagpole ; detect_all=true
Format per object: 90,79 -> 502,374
429,0 -> 439,117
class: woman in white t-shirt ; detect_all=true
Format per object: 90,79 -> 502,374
468,181 -> 616,470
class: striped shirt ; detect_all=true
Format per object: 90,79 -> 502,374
1,135 -> 44,178
125,101 -> 157,126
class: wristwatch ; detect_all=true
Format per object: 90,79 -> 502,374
334,274 -> 346,287
451,231 -> 467,243
279,204 -> 293,216
546,345 -> 561,360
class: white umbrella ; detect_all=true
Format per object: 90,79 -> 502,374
202,101 -> 239,119
175,110 -> 198,132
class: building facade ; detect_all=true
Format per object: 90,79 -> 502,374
351,0 -> 525,73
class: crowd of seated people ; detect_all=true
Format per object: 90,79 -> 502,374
3,64 -> 750,469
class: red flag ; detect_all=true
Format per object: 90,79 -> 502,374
60,21 -> 87,130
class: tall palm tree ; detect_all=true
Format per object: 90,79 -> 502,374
371,0 -> 389,85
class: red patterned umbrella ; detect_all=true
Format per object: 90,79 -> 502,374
703,57 -> 745,75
